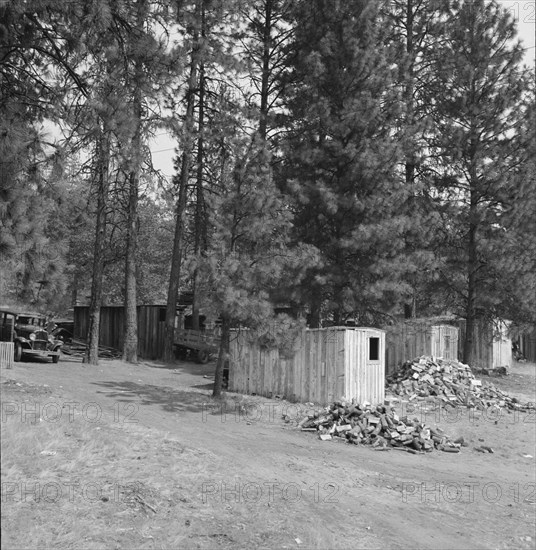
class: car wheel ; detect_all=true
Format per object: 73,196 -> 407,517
196,350 -> 209,364
52,353 -> 60,364
14,342 -> 22,362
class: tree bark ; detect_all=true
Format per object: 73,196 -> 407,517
212,312 -> 230,397
84,127 -> 110,365
258,0 -> 273,141
463,71 -> 479,367
463,218 -> 478,366
463,154 -> 479,366
309,289 -> 322,328
122,0 -> 146,363
123,166 -> 139,363
404,0 -> 418,319
405,0 -> 415,186
191,60 -> 207,332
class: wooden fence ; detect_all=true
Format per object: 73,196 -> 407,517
229,327 -> 385,405
0,342 -> 14,369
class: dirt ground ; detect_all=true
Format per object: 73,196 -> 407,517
1,353 -> 535,550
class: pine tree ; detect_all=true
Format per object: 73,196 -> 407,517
238,0 -> 294,141
199,131 -> 300,396
0,0 -> 83,309
281,0 -> 412,326
163,0 -> 204,363
163,0 -> 245,361
423,0 -> 532,363
62,0 -> 178,362
382,0 -> 452,319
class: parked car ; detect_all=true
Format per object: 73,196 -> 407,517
0,308 -> 62,363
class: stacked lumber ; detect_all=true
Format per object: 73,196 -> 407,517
297,401 -> 463,454
386,356 -> 534,412
61,339 -> 122,359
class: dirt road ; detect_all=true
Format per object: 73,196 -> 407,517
2,356 -> 535,549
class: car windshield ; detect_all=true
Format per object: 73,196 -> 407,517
17,317 -> 44,327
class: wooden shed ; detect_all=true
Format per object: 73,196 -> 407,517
74,305 -> 167,360
385,320 -> 459,375
229,327 -> 385,406
456,319 -> 512,370
519,326 -> 536,363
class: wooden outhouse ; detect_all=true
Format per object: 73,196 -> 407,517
228,326 -> 385,406
519,325 -> 536,363
385,320 -> 459,375
456,319 -> 512,370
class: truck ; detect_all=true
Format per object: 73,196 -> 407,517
173,328 -> 220,363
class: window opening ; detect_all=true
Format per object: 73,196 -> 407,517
369,337 -> 380,361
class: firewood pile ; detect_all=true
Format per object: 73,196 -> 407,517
296,401 -> 464,454
386,356 -> 534,412
294,355 -> 534,454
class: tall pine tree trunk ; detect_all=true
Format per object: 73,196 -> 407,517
211,156 -> 244,397
163,4 -> 201,362
463,218 -> 478,366
84,127 -> 110,365
123,167 -> 139,363
258,0 -> 273,141
309,290 -> 322,328
191,62 -> 207,333
212,312 -> 230,397
463,76 -> 480,367
404,0 -> 417,318
463,150 -> 479,366
122,0 -> 146,363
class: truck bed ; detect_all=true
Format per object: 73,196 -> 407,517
174,329 -> 220,353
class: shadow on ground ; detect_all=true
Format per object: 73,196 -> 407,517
91,380 -> 212,414
190,382 -> 215,391
142,359 -> 216,377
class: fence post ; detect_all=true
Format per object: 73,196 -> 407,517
0,342 -> 14,369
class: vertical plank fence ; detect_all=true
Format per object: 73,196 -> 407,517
0,342 -> 14,369
229,327 -> 385,405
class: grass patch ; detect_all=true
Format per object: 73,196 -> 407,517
1,379 -> 340,550
0,379 -> 261,549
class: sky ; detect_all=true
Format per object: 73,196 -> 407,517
149,1 -> 536,181
501,0 -> 536,59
